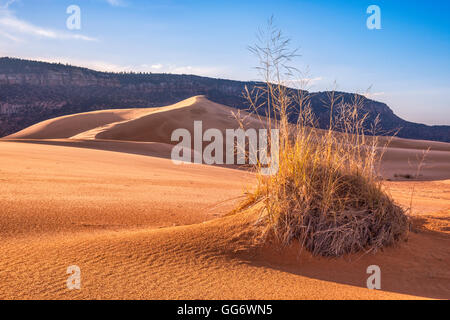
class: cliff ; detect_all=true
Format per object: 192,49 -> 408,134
0,57 -> 448,142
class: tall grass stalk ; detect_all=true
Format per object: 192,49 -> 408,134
237,18 -> 409,257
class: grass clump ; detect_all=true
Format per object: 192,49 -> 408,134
237,18 -> 410,257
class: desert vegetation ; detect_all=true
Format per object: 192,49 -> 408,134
235,19 -> 410,257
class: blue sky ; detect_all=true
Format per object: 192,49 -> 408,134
0,0 -> 448,125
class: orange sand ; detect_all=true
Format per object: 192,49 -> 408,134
0,96 -> 448,299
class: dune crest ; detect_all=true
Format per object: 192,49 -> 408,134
7,96 -> 263,144
73,95 -> 267,144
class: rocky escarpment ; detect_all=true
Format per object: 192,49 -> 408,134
0,57 -> 449,142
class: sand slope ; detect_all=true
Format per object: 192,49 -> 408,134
0,141 -> 251,238
7,96 -> 264,144
5,108 -> 151,140
74,96 -> 265,142
1,96 -> 449,299
1,141 -> 449,300
6,96 -> 450,180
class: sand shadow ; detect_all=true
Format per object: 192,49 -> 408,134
229,222 -> 450,299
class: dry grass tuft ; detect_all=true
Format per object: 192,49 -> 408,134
235,18 -> 410,257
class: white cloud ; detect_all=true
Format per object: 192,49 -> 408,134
150,64 -> 163,70
13,57 -> 227,78
105,0 -> 126,7
29,57 -> 130,73
132,63 -> 226,76
0,2 -> 97,42
364,92 -> 385,99
302,76 -> 323,83
0,29 -> 21,42
160,64 -> 226,76
0,0 -> 18,9
282,77 -> 324,88
106,62 -> 224,77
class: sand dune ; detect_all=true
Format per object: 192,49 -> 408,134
5,108 -> 152,140
2,139 -> 176,160
0,141 -> 448,299
383,136 -> 450,153
382,147 -> 450,180
1,96 -> 449,299
6,96 -> 450,180
7,96 -> 263,144
72,96 -> 265,143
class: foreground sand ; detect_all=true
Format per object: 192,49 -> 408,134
0,141 -> 448,299
0,96 -> 449,299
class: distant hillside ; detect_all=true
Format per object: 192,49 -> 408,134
0,57 -> 449,142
